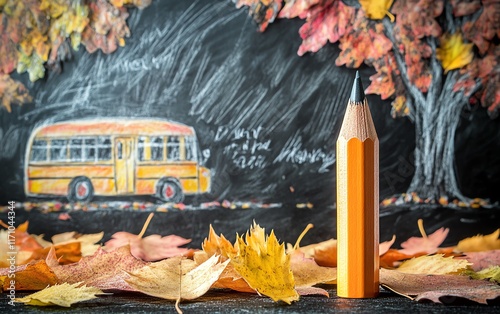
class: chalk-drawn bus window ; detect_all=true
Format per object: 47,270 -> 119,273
167,136 -> 180,161
151,136 -> 163,161
116,141 -> 123,160
84,138 -> 96,161
137,136 -> 146,161
30,140 -> 48,162
97,137 -> 112,161
185,136 -> 197,161
69,139 -> 83,161
50,139 -> 68,161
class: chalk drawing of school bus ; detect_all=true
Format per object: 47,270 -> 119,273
24,118 -> 211,203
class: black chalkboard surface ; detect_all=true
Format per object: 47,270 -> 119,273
1,0 -> 500,225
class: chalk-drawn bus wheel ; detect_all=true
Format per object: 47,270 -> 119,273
68,177 -> 94,202
157,179 -> 184,203
24,119 -> 211,204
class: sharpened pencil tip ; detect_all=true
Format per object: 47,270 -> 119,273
350,71 -> 365,103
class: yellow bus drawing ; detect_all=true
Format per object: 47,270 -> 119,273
24,119 -> 211,203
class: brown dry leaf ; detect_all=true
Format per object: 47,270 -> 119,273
49,245 -> 148,291
461,250 -> 500,271
399,219 -> 449,255
28,241 -> 81,265
380,268 -> 500,304
456,229 -> 500,252
0,220 -> 42,266
14,282 -> 105,307
396,254 -> 471,275
202,224 -> 237,259
125,255 -> 229,313
229,222 -> 299,304
0,260 -> 59,291
289,249 -> 337,287
51,231 -> 103,256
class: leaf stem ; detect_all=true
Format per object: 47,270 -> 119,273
293,223 -> 314,250
137,213 -> 155,239
417,219 -> 428,239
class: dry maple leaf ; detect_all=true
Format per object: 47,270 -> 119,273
398,219 -> 449,255
201,224 -> 238,259
104,213 -> 193,261
49,245 -> 148,291
462,0 -> 500,54
125,255 -> 229,314
0,260 -> 59,291
230,222 -> 299,304
396,254 -> 471,275
289,249 -> 337,288
15,282 -> 106,307
456,229 -> 500,252
461,250 -> 500,271
380,268 -> 500,304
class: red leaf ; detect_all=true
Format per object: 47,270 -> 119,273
279,0 -> 323,19
392,0 -> 444,39
234,0 -> 283,32
296,0 -> 355,56
104,232 -> 194,261
461,250 -> 500,271
335,9 -> 392,68
462,0 -> 500,54
450,0 -> 481,17
365,53 -> 400,99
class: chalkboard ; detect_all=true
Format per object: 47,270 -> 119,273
1,0 -> 500,212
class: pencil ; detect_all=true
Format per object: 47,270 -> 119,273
336,71 -> 379,298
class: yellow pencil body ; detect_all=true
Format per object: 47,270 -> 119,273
336,73 -> 379,298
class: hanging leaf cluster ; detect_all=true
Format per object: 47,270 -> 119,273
235,0 -> 500,119
0,0 -> 151,112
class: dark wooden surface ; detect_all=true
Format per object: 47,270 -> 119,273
2,288 -> 499,313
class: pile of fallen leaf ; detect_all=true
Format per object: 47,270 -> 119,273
1,215 -> 499,313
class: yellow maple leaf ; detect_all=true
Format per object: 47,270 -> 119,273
436,32 -> 474,74
397,254 -> 471,275
125,255 -> 229,313
15,282 -> 105,307
229,222 -> 299,304
456,229 -> 500,252
359,0 -> 395,22
201,224 -> 237,259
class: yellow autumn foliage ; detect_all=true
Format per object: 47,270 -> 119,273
457,229 -> 500,252
396,254 -> 471,275
359,0 -> 395,22
436,32 -> 474,73
15,282 -> 105,307
229,222 -> 299,304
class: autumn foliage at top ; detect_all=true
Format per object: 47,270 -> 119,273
0,0 -> 151,112
235,0 -> 500,119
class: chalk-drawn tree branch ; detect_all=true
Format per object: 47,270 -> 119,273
0,0 -> 151,113
234,0 -> 500,205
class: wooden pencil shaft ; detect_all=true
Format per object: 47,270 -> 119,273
336,100 -> 379,298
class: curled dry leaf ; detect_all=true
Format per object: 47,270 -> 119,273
380,268 -> 500,304
398,219 -> 449,255
0,260 -> 59,291
49,245 -> 148,291
456,229 -> 500,253
396,254 -> 471,275
125,255 -> 229,313
15,282 -> 106,307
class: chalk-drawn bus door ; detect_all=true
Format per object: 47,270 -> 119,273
115,138 -> 134,194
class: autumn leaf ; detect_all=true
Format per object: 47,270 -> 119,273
51,231 -> 103,256
359,0 -> 394,21
396,254 -> 471,275
436,32 -> 474,74
470,266 -> 500,283
462,0 -> 500,54
201,224 -> 238,259
27,241 -> 82,265
335,9 -> 392,68
392,0 -> 444,39
126,255 -> 229,313
380,268 -> 500,304
450,0 -> 481,17
110,0 -> 152,9
229,222 -> 299,304
105,213 -> 194,261
294,0 -> 356,56
398,219 -> 449,255
0,260 -> 59,291
49,245 -> 149,291
365,53 -> 400,100
278,0 -> 322,19
380,235 -> 396,256
15,282 -> 106,307
0,74 -> 32,112
462,250 -> 500,271
0,220 -> 40,266
289,249 -> 337,287
233,0 -> 282,32
456,229 -> 500,252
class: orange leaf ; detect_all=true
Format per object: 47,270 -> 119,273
27,242 -> 82,265
1,260 -> 59,291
